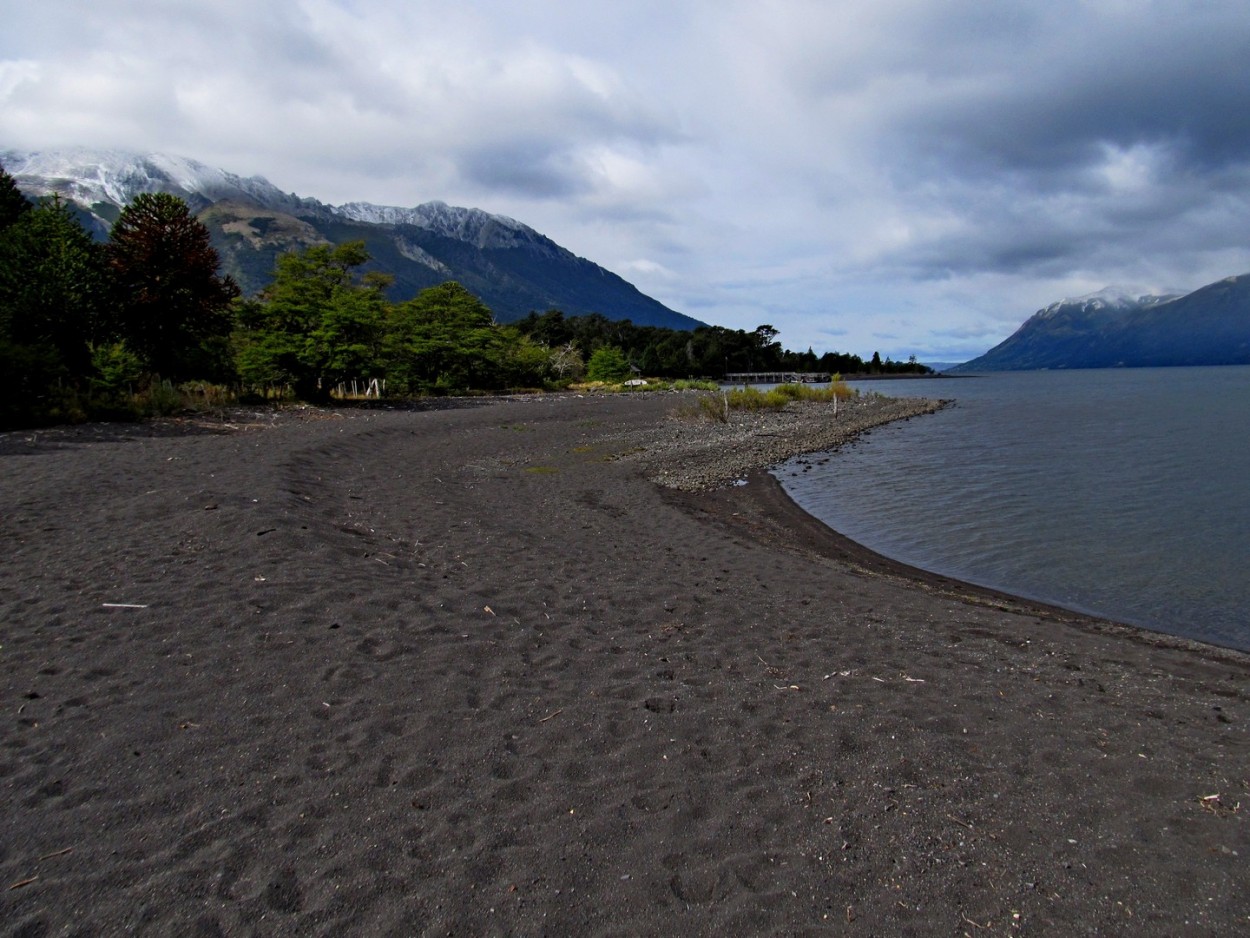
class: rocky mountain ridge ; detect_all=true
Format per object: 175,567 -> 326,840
2,147 -> 702,329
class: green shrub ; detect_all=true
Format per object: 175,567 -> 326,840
89,342 -> 144,396
137,379 -> 185,417
177,382 -> 237,412
726,387 -> 789,411
676,377 -> 855,425
769,379 -> 855,402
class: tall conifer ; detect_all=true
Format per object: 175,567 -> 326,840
105,192 -> 238,380
0,162 -> 33,232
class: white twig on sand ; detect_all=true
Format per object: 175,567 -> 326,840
102,603 -> 148,609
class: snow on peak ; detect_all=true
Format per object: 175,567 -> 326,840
336,200 -> 526,232
333,199 -> 543,251
1,147 -> 297,210
1036,284 -> 1167,319
1068,285 -> 1153,307
4,147 -> 551,251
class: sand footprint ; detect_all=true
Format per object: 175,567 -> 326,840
264,868 -> 303,914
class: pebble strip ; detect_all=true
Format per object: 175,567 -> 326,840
614,391 -> 946,491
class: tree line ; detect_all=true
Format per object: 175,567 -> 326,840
512,312 -> 928,380
0,162 -> 927,429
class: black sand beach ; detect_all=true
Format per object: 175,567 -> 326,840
2,392 -> 1247,935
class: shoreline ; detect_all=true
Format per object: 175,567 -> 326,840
691,469 -> 1250,664
3,392 -> 1248,934
635,393 -> 1246,658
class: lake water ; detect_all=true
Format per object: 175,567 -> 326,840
775,367 -> 1250,651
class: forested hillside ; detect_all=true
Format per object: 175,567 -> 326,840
1,162 -> 926,430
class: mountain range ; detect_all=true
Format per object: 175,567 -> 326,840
952,276 -> 1250,371
1,148 -> 703,330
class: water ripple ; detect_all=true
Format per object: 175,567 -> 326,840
778,368 -> 1250,651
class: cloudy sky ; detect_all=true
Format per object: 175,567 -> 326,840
3,1 -> 1249,361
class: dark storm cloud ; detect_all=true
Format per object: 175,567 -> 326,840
900,33 -> 1250,179
458,145 -> 588,199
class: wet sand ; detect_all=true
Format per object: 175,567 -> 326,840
2,393 -> 1247,935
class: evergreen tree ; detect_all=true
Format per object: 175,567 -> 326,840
0,162 -> 33,232
0,196 -> 107,426
106,192 -> 239,381
234,241 -> 389,400
385,281 -> 505,393
586,346 -> 631,382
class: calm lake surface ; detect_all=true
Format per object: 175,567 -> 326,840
776,367 -> 1250,651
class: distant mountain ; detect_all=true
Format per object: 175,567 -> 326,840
952,278 -> 1250,371
1,147 -> 703,330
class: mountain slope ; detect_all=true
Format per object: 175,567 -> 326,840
2,147 -> 703,329
953,279 -> 1250,371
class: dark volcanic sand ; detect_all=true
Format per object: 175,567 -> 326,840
2,393 -> 1247,936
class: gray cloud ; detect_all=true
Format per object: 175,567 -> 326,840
2,0 -> 1248,361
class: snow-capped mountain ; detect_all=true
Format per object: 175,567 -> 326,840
953,277 -> 1249,371
0,147 -> 315,216
2,147 -> 701,329
4,148 -> 559,253
1034,286 -> 1175,320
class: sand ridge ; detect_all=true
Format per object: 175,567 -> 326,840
2,393 -> 1247,935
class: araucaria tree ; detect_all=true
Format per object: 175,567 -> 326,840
106,192 -> 239,381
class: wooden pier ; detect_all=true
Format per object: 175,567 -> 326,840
723,371 -> 833,384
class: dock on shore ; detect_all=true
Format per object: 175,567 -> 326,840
724,371 -> 832,384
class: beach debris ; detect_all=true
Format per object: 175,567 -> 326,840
756,654 -> 789,681
102,603 -> 148,609
1199,793 -> 1241,815
8,876 -> 38,890
38,847 -> 73,861
484,606 -> 495,615
539,709 -> 563,723
903,675 -> 926,683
